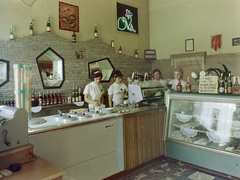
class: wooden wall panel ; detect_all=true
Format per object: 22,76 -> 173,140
123,111 -> 165,170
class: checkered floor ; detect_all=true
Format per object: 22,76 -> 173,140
122,159 -> 231,180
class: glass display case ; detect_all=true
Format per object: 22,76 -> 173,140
164,92 -> 240,178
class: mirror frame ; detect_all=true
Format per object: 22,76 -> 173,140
36,47 -> 65,89
0,59 -> 9,87
88,58 -> 115,82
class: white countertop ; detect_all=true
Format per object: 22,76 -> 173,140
28,112 -> 122,135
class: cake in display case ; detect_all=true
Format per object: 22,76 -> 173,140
164,92 -> 240,178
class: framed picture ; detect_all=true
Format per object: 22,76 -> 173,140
185,38 -> 194,52
117,2 -> 138,34
59,2 -> 79,32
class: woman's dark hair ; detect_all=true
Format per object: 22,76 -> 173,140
90,69 -> 102,81
153,68 -> 161,75
112,70 -> 123,79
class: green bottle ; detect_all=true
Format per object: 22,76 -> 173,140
10,25 -> 14,40
228,72 -> 232,94
94,25 -> 98,37
75,87 -> 79,102
47,17 -> 51,32
219,73 -> 224,94
71,87 -> 75,102
134,48 -> 138,58
29,20 -> 34,36
111,37 -> 114,48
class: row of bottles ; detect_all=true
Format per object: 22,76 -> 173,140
0,98 -> 15,107
218,72 -> 238,94
71,87 -> 82,102
10,17 -> 51,40
118,46 -> 138,58
177,77 -> 191,93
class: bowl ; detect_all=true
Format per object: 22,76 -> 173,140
103,108 -> 113,114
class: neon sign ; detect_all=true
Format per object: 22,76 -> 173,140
117,2 -> 138,34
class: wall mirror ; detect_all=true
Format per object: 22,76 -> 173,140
88,58 -> 115,82
36,47 -> 65,89
0,59 -> 9,87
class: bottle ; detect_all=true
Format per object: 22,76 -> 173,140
38,92 -> 43,106
111,37 -> 114,47
94,25 -> 98,38
75,87 -> 79,102
186,77 -> 191,92
29,20 -> 34,36
149,71 -> 152,80
31,90 -> 38,107
134,48 -> 138,58
72,30 -> 76,43
228,72 -> 233,94
57,90 -> 62,104
46,91 -> 50,105
234,77 -> 240,93
53,91 -> 58,104
50,69 -> 53,80
50,91 -> 54,105
42,91 -> 46,106
177,79 -> 182,92
46,17 -> 51,32
0,99 -> 2,105
6,99 -> 10,106
224,81 -> 228,94
119,46 -> 122,55
78,88 -> 82,101
219,73 -> 225,94
10,98 -> 14,107
71,87 -> 75,102
10,25 -> 14,40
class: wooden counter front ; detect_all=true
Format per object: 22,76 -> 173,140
1,155 -> 66,180
123,106 -> 166,170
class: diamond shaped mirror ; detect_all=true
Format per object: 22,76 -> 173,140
88,58 -> 115,82
36,47 -> 65,89
0,59 -> 9,87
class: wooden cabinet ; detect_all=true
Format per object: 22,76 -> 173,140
123,109 -> 165,170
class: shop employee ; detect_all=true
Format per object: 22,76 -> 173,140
108,70 -> 128,107
83,69 -> 104,110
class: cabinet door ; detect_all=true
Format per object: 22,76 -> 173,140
123,111 -> 165,170
166,97 -> 240,155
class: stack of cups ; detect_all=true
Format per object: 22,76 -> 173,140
13,64 -> 23,108
24,65 -> 32,118
13,64 -> 32,119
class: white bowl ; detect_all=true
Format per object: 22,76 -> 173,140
103,108 -> 113,114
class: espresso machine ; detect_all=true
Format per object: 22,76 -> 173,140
0,106 -> 34,170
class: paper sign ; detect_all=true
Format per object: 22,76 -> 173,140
199,76 -> 218,94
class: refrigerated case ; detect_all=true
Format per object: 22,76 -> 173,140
164,92 -> 240,178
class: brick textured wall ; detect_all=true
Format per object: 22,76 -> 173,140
0,32 -> 152,102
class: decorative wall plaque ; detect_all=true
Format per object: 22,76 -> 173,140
144,49 -> 156,60
59,2 -> 79,32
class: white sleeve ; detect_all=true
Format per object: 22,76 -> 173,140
108,84 -> 113,95
83,84 -> 89,95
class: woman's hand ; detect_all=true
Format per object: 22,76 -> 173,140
93,101 -> 100,107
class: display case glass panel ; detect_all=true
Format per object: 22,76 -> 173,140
166,93 -> 240,154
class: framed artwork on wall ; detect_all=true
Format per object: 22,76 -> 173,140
185,38 -> 194,52
117,2 -> 138,34
59,2 -> 79,32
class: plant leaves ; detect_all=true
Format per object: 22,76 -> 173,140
220,63 -> 229,72
205,68 -> 220,77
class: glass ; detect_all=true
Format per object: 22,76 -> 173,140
88,58 -> 114,82
36,47 -> 64,89
166,93 -> 240,154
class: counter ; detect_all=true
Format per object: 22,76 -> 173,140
1,155 -> 66,180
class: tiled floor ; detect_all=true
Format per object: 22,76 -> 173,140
122,158 -> 233,180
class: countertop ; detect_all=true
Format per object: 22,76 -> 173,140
1,155 -> 66,180
28,105 -> 166,135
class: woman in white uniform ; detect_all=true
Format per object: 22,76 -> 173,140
83,69 -> 104,110
153,68 -> 165,87
168,67 -> 186,90
108,70 -> 127,107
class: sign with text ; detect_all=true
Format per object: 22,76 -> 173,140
232,37 -> 240,46
199,76 -> 218,94
144,49 -> 156,60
